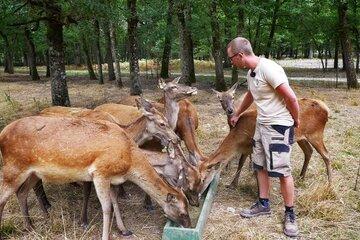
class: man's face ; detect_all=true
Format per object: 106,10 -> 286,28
227,47 -> 245,68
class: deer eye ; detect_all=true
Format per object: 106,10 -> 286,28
160,122 -> 166,127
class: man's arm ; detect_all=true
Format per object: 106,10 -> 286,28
275,83 -> 300,127
230,90 -> 254,127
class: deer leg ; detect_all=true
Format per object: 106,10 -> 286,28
226,154 -> 248,189
308,137 -> 332,183
0,183 -> 17,240
1,171 -> 31,239
110,186 -> 132,236
16,174 -> 42,231
297,139 -> 314,180
33,180 -> 51,215
144,194 -> 155,211
81,182 -> 92,229
93,178 -> 112,240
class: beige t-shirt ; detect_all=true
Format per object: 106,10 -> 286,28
247,58 -> 294,126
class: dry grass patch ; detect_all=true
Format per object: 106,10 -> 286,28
297,182 -> 344,221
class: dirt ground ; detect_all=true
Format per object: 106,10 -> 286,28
0,62 -> 360,240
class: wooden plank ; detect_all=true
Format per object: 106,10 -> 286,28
162,172 -> 221,240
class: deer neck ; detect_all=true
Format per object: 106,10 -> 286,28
164,94 -> 180,130
123,116 -> 148,145
128,152 -> 179,208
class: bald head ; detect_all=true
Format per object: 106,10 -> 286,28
227,37 -> 254,56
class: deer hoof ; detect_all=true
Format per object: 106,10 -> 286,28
120,230 -> 133,236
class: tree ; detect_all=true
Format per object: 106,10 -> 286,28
160,0 -> 174,79
127,0 -> 142,95
104,20 -> 116,81
24,27 -> 40,80
94,19 -> 104,84
177,1 -> 196,85
210,0 -> 226,91
338,0 -> 358,89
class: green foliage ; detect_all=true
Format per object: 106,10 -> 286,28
0,0 -> 359,67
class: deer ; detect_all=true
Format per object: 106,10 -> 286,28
118,77 -> 206,165
211,82 -> 331,188
0,116 -> 191,240
38,99 -> 202,227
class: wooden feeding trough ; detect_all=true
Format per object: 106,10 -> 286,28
162,172 -> 221,240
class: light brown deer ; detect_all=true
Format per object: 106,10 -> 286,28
211,83 -> 331,187
118,77 -> 205,164
0,116 -> 191,240
39,99 -> 201,227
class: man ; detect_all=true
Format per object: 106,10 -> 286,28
227,37 -> 299,237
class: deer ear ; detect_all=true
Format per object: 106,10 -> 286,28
172,76 -> 181,84
137,97 -> 155,112
228,81 -> 239,95
211,89 -> 221,99
158,78 -> 166,89
140,108 -> 154,119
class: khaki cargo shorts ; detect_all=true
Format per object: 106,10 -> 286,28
252,122 -> 295,177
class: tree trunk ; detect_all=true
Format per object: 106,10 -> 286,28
334,38 -> 339,69
231,0 -> 245,84
177,2 -> 196,85
74,43 -> 82,66
81,35 -> 97,80
127,0 -> 142,95
104,20 -> 116,81
23,51 -> 28,66
110,22 -> 123,87
160,0 -> 174,79
47,19 -> 70,106
210,0 -> 226,91
338,1 -> 358,89
94,19 -> 104,84
253,14 -> 262,54
265,0 -> 281,58
45,49 -> 50,77
24,28 -> 40,81
0,31 -> 14,74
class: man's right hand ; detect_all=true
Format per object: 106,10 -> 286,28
230,115 -> 240,127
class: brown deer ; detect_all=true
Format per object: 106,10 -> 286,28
0,116 -> 191,240
211,82 -> 331,187
118,77 -> 205,164
39,99 -> 201,227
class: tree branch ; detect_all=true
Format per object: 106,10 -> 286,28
12,1 -> 29,14
9,16 -> 49,26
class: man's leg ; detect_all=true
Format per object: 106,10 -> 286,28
240,169 -> 271,218
280,173 -> 299,237
258,169 -> 270,199
279,175 -> 294,206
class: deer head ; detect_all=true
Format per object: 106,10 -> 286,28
158,77 -> 198,102
163,190 -> 191,228
136,97 -> 180,146
172,143 -> 202,207
212,81 -> 239,116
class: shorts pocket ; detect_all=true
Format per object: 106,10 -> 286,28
269,143 -> 290,170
